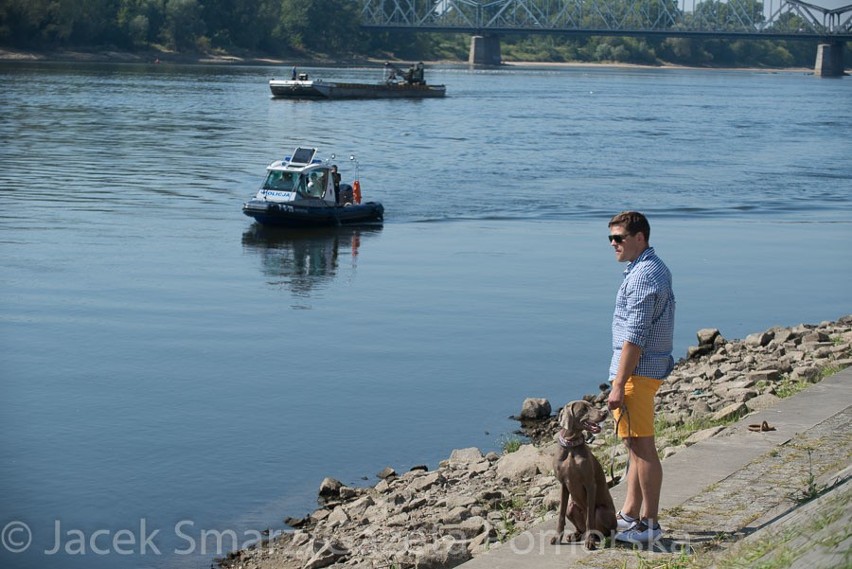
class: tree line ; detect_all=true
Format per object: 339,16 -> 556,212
0,0 -> 838,68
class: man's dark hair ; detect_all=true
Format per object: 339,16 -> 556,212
608,211 -> 650,241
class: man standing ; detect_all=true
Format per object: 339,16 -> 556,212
606,211 -> 675,545
331,165 -> 341,205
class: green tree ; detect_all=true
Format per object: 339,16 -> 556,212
692,0 -> 764,31
161,0 -> 204,50
117,0 -> 167,46
0,0 -> 70,46
0,0 -> 42,45
276,0 -> 310,49
200,0 -> 277,51
276,0 -> 362,54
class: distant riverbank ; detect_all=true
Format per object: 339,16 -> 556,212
0,47 -> 815,74
0,47 -> 302,66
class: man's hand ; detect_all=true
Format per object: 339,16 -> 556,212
609,341 -> 641,411
607,384 -> 624,411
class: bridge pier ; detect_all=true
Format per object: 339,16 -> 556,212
814,42 -> 845,77
468,35 -> 502,65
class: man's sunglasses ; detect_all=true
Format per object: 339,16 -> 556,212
608,234 -> 631,244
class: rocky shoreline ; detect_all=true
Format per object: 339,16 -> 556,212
218,316 -> 852,569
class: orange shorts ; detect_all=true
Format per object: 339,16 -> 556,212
613,375 -> 663,439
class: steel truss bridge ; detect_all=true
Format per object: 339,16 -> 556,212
360,0 -> 852,40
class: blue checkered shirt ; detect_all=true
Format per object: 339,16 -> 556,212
609,247 -> 675,381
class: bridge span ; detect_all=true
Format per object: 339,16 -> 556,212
360,0 -> 852,75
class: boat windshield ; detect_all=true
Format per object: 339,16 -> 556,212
263,171 -> 297,191
302,170 -> 328,198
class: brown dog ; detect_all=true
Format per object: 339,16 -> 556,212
550,400 -> 617,549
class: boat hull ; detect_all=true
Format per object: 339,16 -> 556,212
243,199 -> 384,228
269,79 -> 445,99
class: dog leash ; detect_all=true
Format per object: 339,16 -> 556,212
608,404 -> 631,487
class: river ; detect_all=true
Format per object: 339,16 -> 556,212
0,61 -> 850,569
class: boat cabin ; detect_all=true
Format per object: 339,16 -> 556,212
257,147 -> 337,205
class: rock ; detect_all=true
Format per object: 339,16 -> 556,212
445,495 -> 478,509
697,328 -> 721,345
448,447 -> 484,464
377,466 -> 397,479
285,515 -> 309,528
292,530 -> 311,547
346,495 -> 374,519
802,331 -> 829,344
542,487 -> 561,509
690,401 -> 712,418
791,366 -> 820,381
318,477 -> 342,500
303,538 -> 349,569
408,471 -> 445,492
496,444 -> 550,480
518,398 -> 551,420
746,331 -> 774,347
712,402 -> 748,422
685,426 -> 726,445
746,393 -> 781,411
413,536 -> 471,569
726,388 -> 758,403
440,506 -> 470,524
326,506 -> 349,528
746,369 -> 781,382
659,411 -> 685,426
477,489 -> 504,505
403,497 -> 427,512
688,344 -> 712,359
465,530 -> 493,555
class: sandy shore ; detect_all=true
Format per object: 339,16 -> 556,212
0,47 -> 294,66
0,47 -> 816,74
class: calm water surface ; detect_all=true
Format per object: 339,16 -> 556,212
1,62 -> 850,569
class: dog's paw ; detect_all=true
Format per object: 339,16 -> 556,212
567,531 -> 583,542
550,535 -> 561,545
583,532 -> 605,550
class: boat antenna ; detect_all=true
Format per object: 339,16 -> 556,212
349,154 -> 359,180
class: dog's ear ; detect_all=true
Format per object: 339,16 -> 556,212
570,400 -> 588,427
557,405 -> 570,430
560,401 -> 582,433
558,404 -> 577,432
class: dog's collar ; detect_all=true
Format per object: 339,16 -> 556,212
557,431 -> 586,449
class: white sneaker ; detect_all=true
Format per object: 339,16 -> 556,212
616,511 -> 638,532
615,520 -> 662,544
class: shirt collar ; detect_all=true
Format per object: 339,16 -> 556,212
624,246 -> 655,276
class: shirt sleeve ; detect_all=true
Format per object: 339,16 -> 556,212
621,272 -> 658,348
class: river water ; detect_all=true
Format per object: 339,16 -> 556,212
0,62 -> 850,569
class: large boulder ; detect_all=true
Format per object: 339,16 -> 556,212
518,398 -> 552,420
496,444 -> 551,480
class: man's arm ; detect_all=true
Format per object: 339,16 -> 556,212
608,341 -> 641,411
